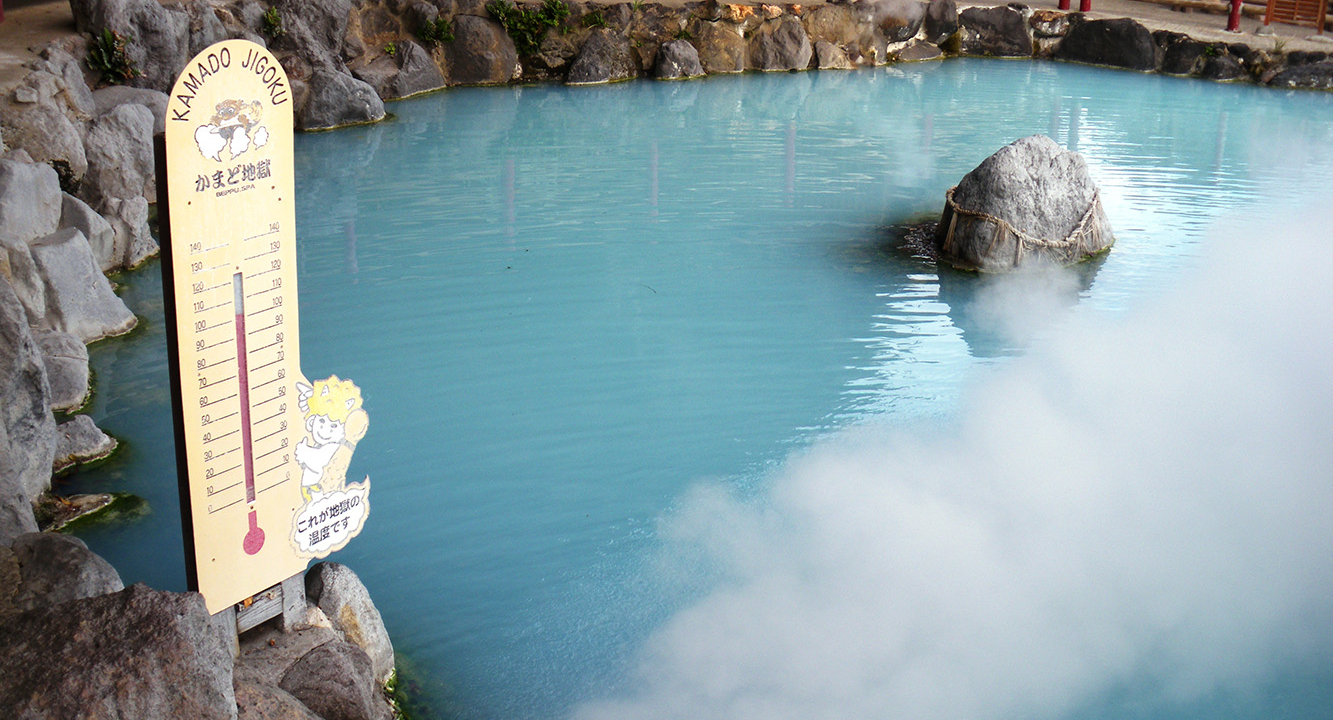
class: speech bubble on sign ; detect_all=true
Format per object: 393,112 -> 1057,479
292,479 -> 370,556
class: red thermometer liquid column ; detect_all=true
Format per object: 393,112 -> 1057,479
234,272 -> 266,555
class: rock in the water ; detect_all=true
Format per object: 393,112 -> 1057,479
1267,59 -> 1333,89
567,29 -> 639,85
1159,34 -> 1205,75
35,329 -> 90,412
91,85 -> 170,135
1056,17 -> 1156,71
1029,9 -> 1069,38
278,640 -> 387,720
924,0 -> 959,44
935,135 -> 1115,271
59,192 -> 118,273
814,40 -> 854,69
53,414 -> 117,472
441,15 -> 519,86
28,228 -> 138,342
692,20 -> 748,74
748,16 -> 813,71
0,583 -> 236,719
99,194 -> 158,269
653,39 -> 706,79
959,6 -> 1031,57
269,0 -> 354,74
354,41 -> 446,99
305,562 -> 395,685
0,276 -> 52,543
296,69 -> 386,131
6,531 -> 123,613
1201,53 -> 1243,81
898,40 -> 943,61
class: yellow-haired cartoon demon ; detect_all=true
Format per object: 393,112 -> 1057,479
294,375 -> 368,501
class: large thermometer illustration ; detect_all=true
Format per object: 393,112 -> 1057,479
161,40 -> 370,616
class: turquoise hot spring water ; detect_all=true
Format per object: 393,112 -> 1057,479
63,60 -> 1333,720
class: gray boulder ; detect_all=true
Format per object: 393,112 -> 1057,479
959,6 -> 1031,57
28,228 -> 138,342
92,85 -> 170,135
654,40 -> 706,79
187,0 -> 229,56
1056,17 -> 1156,72
235,666 -> 324,720
354,41 -> 446,99
748,17 -> 813,71
898,40 -> 943,61
0,157 -> 63,246
0,583 -> 237,720
935,135 -> 1114,271
1160,36 -> 1205,75
36,329 -> 90,412
60,192 -> 118,273
69,0 -> 191,92
0,100 -> 88,186
271,0 -> 354,72
25,45 -> 98,121
814,40 -> 853,69
278,640 -> 389,720
82,102 -> 157,208
441,15 -> 519,86
53,414 -> 118,472
1201,53 -> 1243,81
0,277 -> 52,543
5,532 -> 123,613
923,0 -> 959,44
1267,59 -> 1333,89
305,562 -> 395,685
567,29 -> 640,85
692,20 -> 748,74
296,70 -> 386,130
100,195 -> 158,269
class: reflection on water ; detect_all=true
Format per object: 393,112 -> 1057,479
65,60 -> 1333,720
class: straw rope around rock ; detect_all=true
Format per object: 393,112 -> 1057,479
939,185 -> 1107,269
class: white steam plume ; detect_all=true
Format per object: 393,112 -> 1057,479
576,210 -> 1333,720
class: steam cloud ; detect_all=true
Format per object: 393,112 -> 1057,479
576,210 -> 1333,720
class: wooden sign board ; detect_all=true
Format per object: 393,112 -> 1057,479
160,40 -> 371,616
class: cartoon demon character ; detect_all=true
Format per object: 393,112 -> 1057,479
295,376 -> 368,501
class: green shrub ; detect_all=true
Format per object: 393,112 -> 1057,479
418,16 -> 455,45
87,28 -> 140,85
582,9 -> 607,28
262,6 -> 285,37
486,0 -> 570,55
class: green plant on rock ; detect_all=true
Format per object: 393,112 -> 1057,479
418,16 -> 455,45
582,8 -> 608,28
262,5 -> 285,37
385,41 -> 398,57
673,27 -> 692,40
486,0 -> 570,55
630,0 -> 645,11
87,28 -> 140,85
1272,38 -> 1287,55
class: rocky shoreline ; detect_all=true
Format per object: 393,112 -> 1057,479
1,0 -> 1331,717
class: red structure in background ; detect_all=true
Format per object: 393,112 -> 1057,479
1264,0 -> 1328,32
1228,0 -> 1245,29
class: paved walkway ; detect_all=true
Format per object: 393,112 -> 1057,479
0,0 -> 1329,95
